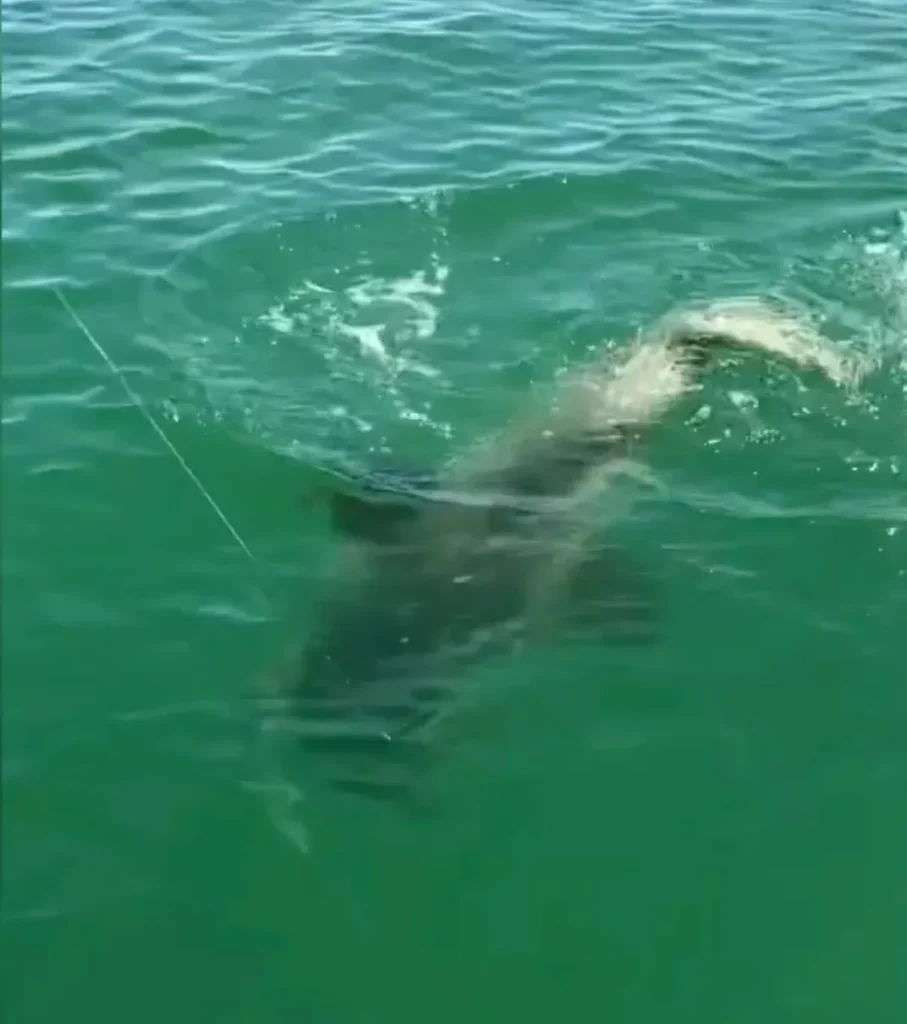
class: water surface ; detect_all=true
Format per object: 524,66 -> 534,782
3,2 -> 906,1021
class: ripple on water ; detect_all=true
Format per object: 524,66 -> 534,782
4,0 -> 906,289
2,5 -> 906,992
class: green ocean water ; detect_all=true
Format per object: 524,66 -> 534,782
3,1 -> 906,1020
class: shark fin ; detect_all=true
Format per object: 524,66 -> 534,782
308,466 -> 442,544
323,488 -> 423,544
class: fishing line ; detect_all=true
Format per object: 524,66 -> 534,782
50,273 -> 384,1007
51,282 -> 256,562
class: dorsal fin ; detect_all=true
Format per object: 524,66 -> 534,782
325,488 -> 422,544
308,466 -> 441,545
310,464 -> 542,544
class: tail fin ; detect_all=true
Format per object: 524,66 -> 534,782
582,298 -> 865,432
444,298 -> 866,501
660,298 -> 866,386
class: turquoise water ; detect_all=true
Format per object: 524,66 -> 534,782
3,1 -> 906,1020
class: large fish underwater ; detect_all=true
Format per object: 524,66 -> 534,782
256,298 -> 862,806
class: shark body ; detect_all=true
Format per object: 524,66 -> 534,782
257,299 -> 862,803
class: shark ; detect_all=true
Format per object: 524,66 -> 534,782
255,298 -> 863,805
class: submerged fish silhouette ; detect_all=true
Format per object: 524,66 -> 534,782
257,299 -> 862,804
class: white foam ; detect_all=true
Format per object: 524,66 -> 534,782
255,260 -> 449,376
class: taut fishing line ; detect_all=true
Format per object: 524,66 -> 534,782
48,272 -> 383,1010
51,283 -> 255,562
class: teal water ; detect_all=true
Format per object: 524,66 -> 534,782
3,1 -> 906,1020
